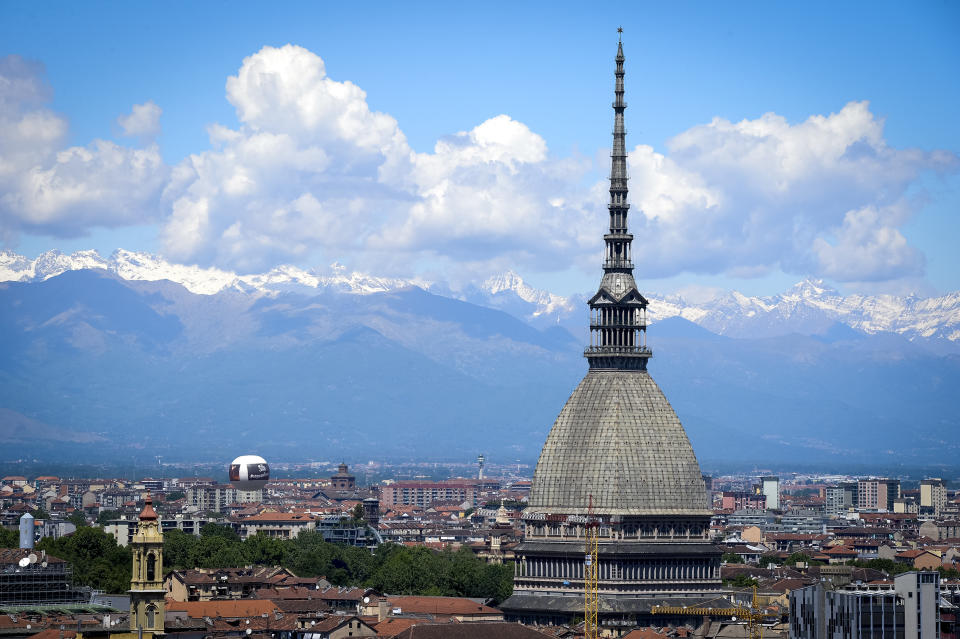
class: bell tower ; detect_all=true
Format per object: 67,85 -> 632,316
129,492 -> 165,636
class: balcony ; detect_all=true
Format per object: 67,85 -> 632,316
590,319 -> 647,329
584,345 -> 652,356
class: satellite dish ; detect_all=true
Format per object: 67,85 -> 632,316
41,561 -> 48,568
229,455 -> 270,491
363,596 -> 370,604
18,557 -> 29,567
27,553 -> 37,564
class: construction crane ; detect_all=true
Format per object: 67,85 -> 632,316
651,585 -> 766,639
584,494 -> 599,639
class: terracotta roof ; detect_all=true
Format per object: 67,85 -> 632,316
0,616 -> 33,631
30,631 -> 77,639
374,617 -> 423,637
823,546 -> 858,555
139,493 -> 158,521
310,616 -> 372,633
314,586 -> 368,601
209,615 -> 298,632
384,596 -> 500,616
242,512 -> 315,522
274,599 -> 330,614
254,586 -> 318,600
837,527 -> 892,535
166,599 -> 280,618
622,629 -> 671,639
388,622 -> 550,639
171,570 -> 216,585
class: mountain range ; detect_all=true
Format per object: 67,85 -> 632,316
4,249 -> 959,348
1,249 -> 958,471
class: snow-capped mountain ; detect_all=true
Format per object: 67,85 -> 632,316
467,270 -> 578,320
647,280 -> 960,343
3,249 -> 959,344
466,268 -> 960,344
0,249 -> 425,296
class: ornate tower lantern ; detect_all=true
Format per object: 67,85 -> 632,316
585,37 -> 651,371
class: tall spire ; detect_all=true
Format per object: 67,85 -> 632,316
584,34 -> 651,371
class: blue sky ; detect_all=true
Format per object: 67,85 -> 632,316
1,1 -> 958,297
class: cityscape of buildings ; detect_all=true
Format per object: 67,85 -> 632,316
2,465 -> 960,637
1,18 -> 958,639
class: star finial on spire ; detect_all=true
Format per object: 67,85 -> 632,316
617,26 -> 623,42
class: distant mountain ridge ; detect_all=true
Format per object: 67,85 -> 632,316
0,264 -> 957,466
0,249 -> 425,296
2,249 -> 959,346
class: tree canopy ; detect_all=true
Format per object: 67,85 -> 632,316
36,526 -> 132,593
162,530 -> 513,603
4,523 -> 513,603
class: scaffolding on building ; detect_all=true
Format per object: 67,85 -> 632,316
0,550 -> 90,607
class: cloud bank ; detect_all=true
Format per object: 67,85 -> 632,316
0,56 -> 167,242
1,47 -> 956,284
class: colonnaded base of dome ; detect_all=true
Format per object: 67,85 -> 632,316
502,518 -> 724,626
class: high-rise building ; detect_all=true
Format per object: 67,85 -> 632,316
186,483 -> 261,512
762,476 -> 780,510
825,483 -> 859,517
824,487 -> 847,518
790,571 -> 940,638
858,479 -> 901,511
920,478 -> 946,517
500,35 -> 721,629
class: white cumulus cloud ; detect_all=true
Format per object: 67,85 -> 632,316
159,45 -> 596,275
159,45 -> 416,271
117,100 -> 162,141
0,55 -> 168,240
1,47 -> 955,287
626,102 -> 956,282
158,46 -> 954,284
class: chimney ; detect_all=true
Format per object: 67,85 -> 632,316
377,598 -> 389,622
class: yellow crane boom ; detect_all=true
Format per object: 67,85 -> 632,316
584,494 -> 599,639
651,586 -> 765,639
